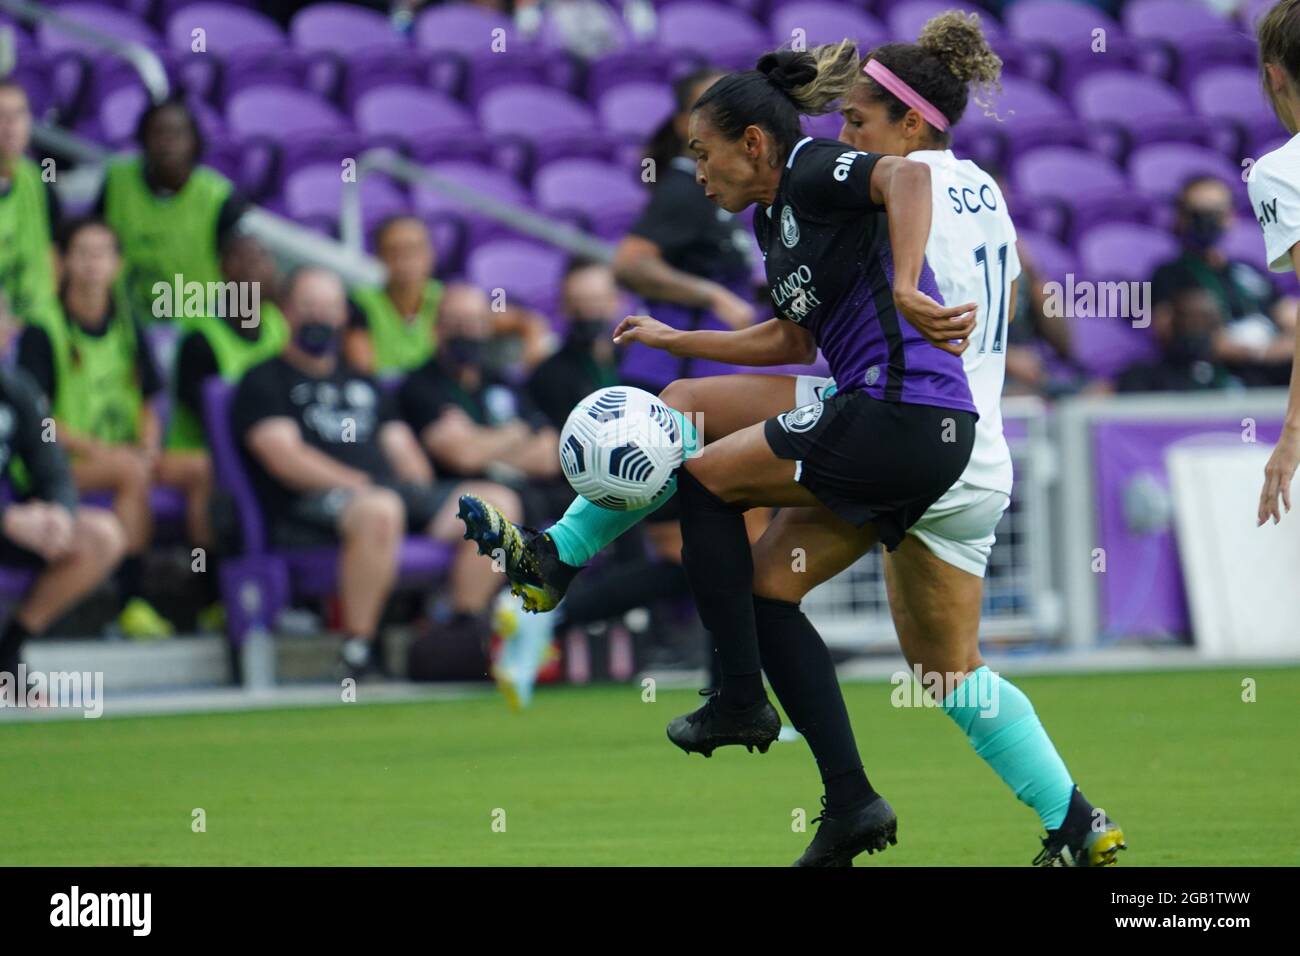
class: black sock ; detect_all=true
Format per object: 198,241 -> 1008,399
0,617 -> 32,675
754,595 -> 875,812
676,468 -> 764,708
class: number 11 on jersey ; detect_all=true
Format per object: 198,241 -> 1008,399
974,242 -> 1009,354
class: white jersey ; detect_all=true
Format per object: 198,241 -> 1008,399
1248,130 -> 1300,273
911,149 -> 1018,496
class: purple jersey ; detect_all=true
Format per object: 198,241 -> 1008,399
754,137 -> 976,416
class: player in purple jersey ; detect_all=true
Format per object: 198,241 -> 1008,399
461,15 -> 1124,867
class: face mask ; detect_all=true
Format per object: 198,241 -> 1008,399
1183,210 -> 1225,251
295,320 -> 337,357
566,321 -> 605,349
444,336 -> 484,367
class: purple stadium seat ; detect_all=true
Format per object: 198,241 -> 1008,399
414,1 -> 513,55
533,159 -> 647,241
1128,143 -> 1246,212
37,3 -> 160,54
1220,217 -> 1269,275
768,2 -> 887,49
1078,222 -> 1178,284
957,76 -> 1082,169
1002,0 -> 1168,91
1013,146 -> 1130,239
200,378 -> 453,648
1192,67 -> 1283,156
415,161 -> 533,247
1016,229 -> 1075,283
226,85 -> 357,187
282,163 -> 407,236
165,2 -> 284,52
466,239 -> 566,315
657,2 -> 768,69
354,84 -> 480,158
1071,69 -> 1209,157
886,1 -> 1002,43
597,82 -> 674,141
157,0 -> 256,21
478,83 -> 613,170
585,47 -> 703,101
290,2 -> 407,52
93,85 -> 224,150
802,112 -> 843,140
1125,0 -> 1256,84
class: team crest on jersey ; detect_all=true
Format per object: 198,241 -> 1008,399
779,401 -> 823,434
780,205 -> 799,248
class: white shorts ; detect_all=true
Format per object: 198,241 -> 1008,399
794,375 -> 1009,577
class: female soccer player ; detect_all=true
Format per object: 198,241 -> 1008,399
1252,0 -> 1300,526
463,15 -> 1123,866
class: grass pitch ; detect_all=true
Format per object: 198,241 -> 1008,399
1,666 -> 1296,866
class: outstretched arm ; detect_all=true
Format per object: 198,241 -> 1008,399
612,315 -> 816,366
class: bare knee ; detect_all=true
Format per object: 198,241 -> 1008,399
344,487 -> 405,545
74,508 -> 127,566
658,378 -> 697,415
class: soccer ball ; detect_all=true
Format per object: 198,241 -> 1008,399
558,386 -> 684,510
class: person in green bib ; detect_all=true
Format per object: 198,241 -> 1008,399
96,97 -> 245,326
15,219 -> 179,640
344,215 -> 443,376
161,232 -> 289,551
0,79 -> 61,327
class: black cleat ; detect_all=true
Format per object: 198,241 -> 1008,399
456,494 -> 580,613
666,689 -> 781,757
1032,785 -> 1127,867
793,794 -> 898,867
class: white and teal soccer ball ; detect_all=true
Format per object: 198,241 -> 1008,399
558,386 -> 683,511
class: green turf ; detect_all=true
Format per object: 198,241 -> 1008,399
1,666 -> 1297,866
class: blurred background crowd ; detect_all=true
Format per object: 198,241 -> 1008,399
0,0 -> 1291,682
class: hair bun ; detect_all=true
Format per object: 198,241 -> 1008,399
756,50 -> 818,93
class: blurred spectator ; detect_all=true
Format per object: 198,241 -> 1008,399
163,232 -> 291,548
1117,288 -> 1242,393
613,67 -> 759,393
0,366 -> 126,691
398,284 -> 561,494
95,98 -> 245,326
345,215 -> 443,376
1004,239 -> 1088,397
1152,176 -> 1296,385
526,258 -> 621,428
0,79 -> 59,327
17,219 -> 182,639
233,267 -> 523,679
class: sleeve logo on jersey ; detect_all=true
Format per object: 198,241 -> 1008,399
780,205 -> 800,248
832,150 -> 866,182
1257,196 -> 1279,228
778,401 -> 824,434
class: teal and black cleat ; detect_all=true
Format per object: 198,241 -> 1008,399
666,689 -> 782,758
456,494 -> 580,613
1032,785 -> 1127,867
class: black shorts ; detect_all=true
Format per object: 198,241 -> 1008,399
763,389 -> 976,550
269,481 -> 455,549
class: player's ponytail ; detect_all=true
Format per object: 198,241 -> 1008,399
1257,0 -> 1300,132
858,11 -> 1002,144
693,40 -> 858,164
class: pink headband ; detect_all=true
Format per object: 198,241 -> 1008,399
863,58 -> 949,132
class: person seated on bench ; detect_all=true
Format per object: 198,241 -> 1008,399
232,266 -> 524,680
15,218 -> 186,639
0,366 -> 126,691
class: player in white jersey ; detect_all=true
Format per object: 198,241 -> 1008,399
1251,0 -> 1300,526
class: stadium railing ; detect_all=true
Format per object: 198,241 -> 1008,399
0,0 -> 169,103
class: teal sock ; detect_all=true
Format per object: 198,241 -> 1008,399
941,666 -> 1075,831
547,408 -> 700,567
